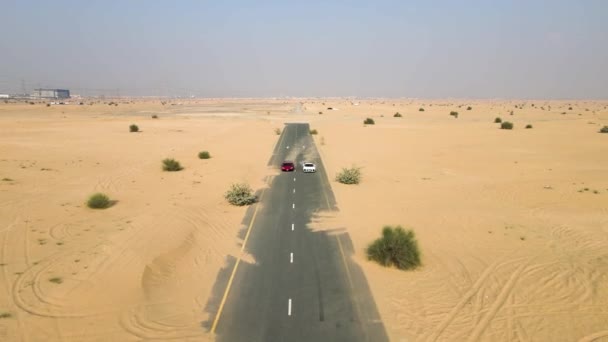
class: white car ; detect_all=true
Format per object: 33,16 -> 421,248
302,162 -> 316,173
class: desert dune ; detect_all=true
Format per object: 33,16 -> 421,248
1,99 -> 607,341
310,99 -> 608,341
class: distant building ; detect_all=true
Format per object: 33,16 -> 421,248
33,89 -> 70,99
0,94 -> 9,99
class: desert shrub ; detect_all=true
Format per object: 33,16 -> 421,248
418,107 -> 425,112
525,124 -> 533,129
364,118 -> 375,125
494,117 -> 502,123
198,151 -> 211,159
129,124 -> 139,132
274,128 -> 281,135
568,107 -> 573,110
0,312 -> 12,319
87,193 -> 111,209
336,166 -> 361,184
162,158 -> 183,171
46,103 -> 51,107
449,111 -> 458,118
467,106 -> 472,110
151,115 -> 158,119
225,183 -> 256,206
309,129 -> 318,135
318,111 -> 323,115
48,277 -> 63,284
501,121 -> 514,130
600,126 -> 608,133
510,111 -> 514,115
366,226 -> 421,270
393,112 -> 402,117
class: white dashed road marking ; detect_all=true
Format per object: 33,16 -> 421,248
290,253 -> 293,263
291,223 -> 294,231
288,299 -> 292,316
292,203 -> 295,209
293,188 -> 296,194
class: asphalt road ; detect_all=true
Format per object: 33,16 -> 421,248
206,123 -> 388,342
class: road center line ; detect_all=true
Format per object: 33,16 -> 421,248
294,177 -> 296,182
292,203 -> 295,209
288,298 -> 292,316
290,252 -> 293,263
293,188 -> 296,194
291,223 -> 294,231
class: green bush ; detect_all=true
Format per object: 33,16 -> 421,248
162,158 -> 183,171
336,166 -> 361,184
501,121 -> 514,130
309,129 -> 318,135
364,118 -> 375,125
48,277 -> 63,284
87,193 -> 111,209
198,151 -> 211,159
129,124 -> 139,132
393,112 -> 402,117
450,111 -> 459,118
366,226 -> 421,270
418,108 -> 425,112
525,124 -> 533,129
600,126 -> 608,133
225,183 -> 257,206
494,117 -> 502,123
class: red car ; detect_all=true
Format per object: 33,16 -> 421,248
281,161 -> 295,172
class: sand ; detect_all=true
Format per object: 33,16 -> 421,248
0,100 -> 282,341
310,100 -> 608,341
1,99 -> 607,341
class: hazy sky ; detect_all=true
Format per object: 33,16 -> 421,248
1,1 -> 607,98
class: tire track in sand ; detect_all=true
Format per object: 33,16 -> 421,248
1,224 -> 28,342
465,261 -> 529,342
578,330 -> 608,342
426,259 -> 506,341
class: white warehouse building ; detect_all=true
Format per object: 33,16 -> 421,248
33,89 -> 70,99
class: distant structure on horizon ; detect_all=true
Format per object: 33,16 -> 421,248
33,89 -> 70,99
